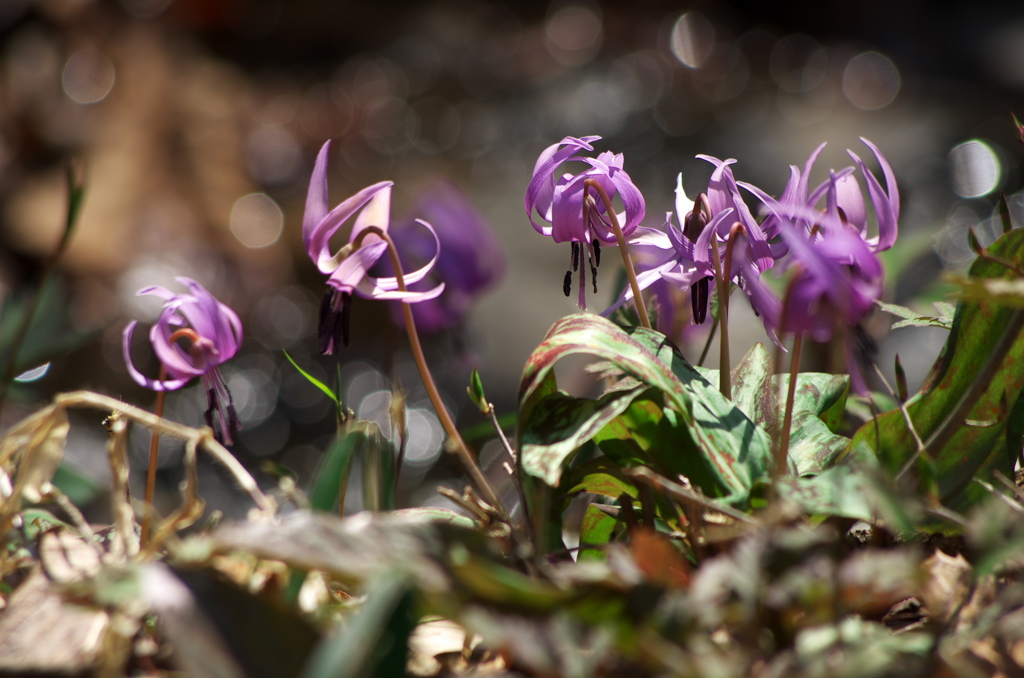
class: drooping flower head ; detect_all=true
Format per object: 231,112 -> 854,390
525,135 -> 646,309
303,140 -> 443,353
123,277 -> 242,444
744,186 -> 886,393
385,180 -> 504,334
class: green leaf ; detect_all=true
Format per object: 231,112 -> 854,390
698,343 -> 850,475
578,503 -> 621,562
519,386 -> 647,487
566,460 -> 639,501
309,429 -> 364,514
775,463 -> 877,522
877,301 -> 953,330
623,327 -> 774,503
466,367 -> 489,414
362,424 -> 396,511
283,350 -> 338,404
517,315 -> 771,505
848,228 -> 1024,506
955,276 -> 1024,308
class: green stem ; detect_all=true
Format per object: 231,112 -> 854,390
583,179 -> 650,329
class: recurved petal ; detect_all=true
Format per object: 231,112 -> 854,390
358,279 -> 446,302
309,181 -> 394,273
173,278 -> 243,362
849,139 -> 900,251
608,167 -> 646,235
302,140 -> 332,251
367,219 -> 442,291
525,136 -> 600,235
326,239 -> 389,293
122,321 -> 193,391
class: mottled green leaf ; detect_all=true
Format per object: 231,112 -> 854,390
878,301 -> 953,330
775,463 -> 876,522
624,328 -> 773,503
519,386 -> 647,487
848,228 -> 1024,507
578,504 -> 620,562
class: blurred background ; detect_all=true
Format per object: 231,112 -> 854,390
1,0 -> 1023,519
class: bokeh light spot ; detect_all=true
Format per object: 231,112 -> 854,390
230,193 -> 283,248
62,48 -> 115,104
842,51 -> 900,110
670,12 -> 714,68
545,3 -> 603,66
949,140 -> 1001,198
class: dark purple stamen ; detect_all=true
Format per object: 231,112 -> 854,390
691,276 -> 711,324
592,238 -> 601,267
563,270 -> 572,297
318,289 -> 353,354
571,242 -> 580,272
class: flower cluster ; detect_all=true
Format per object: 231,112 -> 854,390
527,136 -> 900,392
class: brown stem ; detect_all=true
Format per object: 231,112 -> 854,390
140,328 -> 204,547
776,333 -> 803,480
710,238 -> 731,399
353,227 -> 508,520
141,386 -> 165,548
583,179 -> 651,329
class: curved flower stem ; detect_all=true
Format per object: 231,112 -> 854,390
583,179 -> 650,329
354,227 -> 509,522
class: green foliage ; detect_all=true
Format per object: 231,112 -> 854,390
848,228 -> 1024,507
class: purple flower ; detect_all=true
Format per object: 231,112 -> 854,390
303,140 -> 443,353
744,195 -> 885,393
123,277 -> 242,444
525,135 -> 646,309
741,138 -> 899,253
606,175 -> 729,324
386,181 -> 504,334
